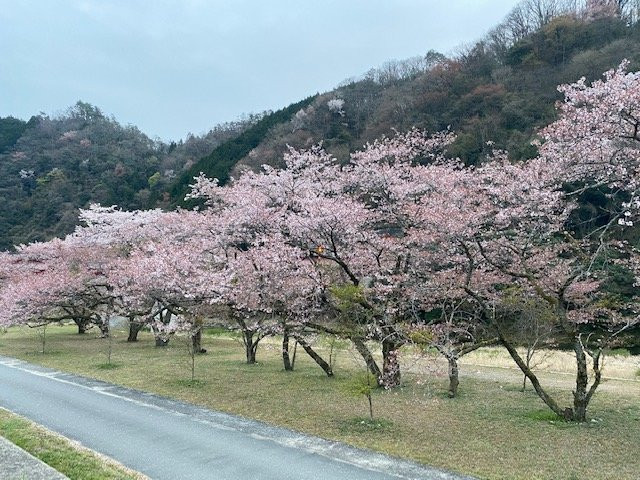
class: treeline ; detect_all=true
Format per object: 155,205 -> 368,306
0,116 -> 29,154
169,95 -> 317,206
0,103 -> 252,249
230,1 -> 640,173
0,96 -> 322,249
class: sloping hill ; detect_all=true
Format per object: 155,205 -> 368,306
0,103 -> 248,249
219,14 -> 640,178
169,95 -> 317,206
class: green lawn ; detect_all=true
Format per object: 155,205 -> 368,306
1,324 -> 639,480
0,408 -> 145,480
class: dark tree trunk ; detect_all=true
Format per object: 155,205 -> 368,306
236,316 -> 261,364
74,318 -> 90,334
522,346 -> 533,392
246,343 -> 257,364
192,328 -> 206,354
243,330 -> 258,364
572,337 -> 602,422
381,339 -> 401,388
437,338 -> 495,398
500,328 -> 601,422
291,340 -> 298,370
573,339 -> 589,422
98,320 -> 109,338
351,337 -> 383,386
127,321 -> 144,342
296,336 -> 333,377
282,330 -> 293,371
447,357 -> 460,398
498,330 -> 573,420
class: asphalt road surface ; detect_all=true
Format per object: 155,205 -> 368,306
0,355 -> 473,480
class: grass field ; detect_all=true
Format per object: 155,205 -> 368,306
0,408 -> 145,480
1,324 -> 639,480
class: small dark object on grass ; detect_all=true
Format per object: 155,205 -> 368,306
175,379 -> 207,388
96,363 -> 121,370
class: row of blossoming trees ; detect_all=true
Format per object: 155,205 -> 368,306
2,63 -> 640,422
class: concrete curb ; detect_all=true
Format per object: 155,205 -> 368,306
0,435 -> 69,480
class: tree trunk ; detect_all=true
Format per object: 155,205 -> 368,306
585,349 -> 603,413
74,318 -> 90,334
381,339 -> 401,388
351,337 -> 383,385
522,346 -> 533,392
447,356 -> 460,398
98,320 -> 109,338
236,317 -> 260,364
573,338 -> 589,422
282,331 -> 293,371
291,340 -> 298,370
127,321 -> 143,342
296,336 -> 333,377
498,330 -> 573,420
152,310 -> 171,347
192,328 -> 206,354
246,342 -> 257,364
572,337 -> 602,422
243,330 -> 258,364
40,324 -> 47,354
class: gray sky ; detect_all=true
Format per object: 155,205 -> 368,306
0,0 -> 517,141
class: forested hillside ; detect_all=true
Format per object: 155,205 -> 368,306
168,3 -> 640,197
0,103 -> 252,249
2,0 -> 640,249
223,12 -> 640,176
170,95 -> 317,206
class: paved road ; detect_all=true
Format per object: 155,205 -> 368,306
0,356 -> 473,480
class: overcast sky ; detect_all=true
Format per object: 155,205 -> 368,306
0,0 -> 518,141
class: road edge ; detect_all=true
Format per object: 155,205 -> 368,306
0,405 -> 150,480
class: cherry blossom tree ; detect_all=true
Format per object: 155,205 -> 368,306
189,130 -> 462,386
188,165 -> 337,372
0,238 -> 115,337
102,208 -> 227,350
454,62 -> 640,420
